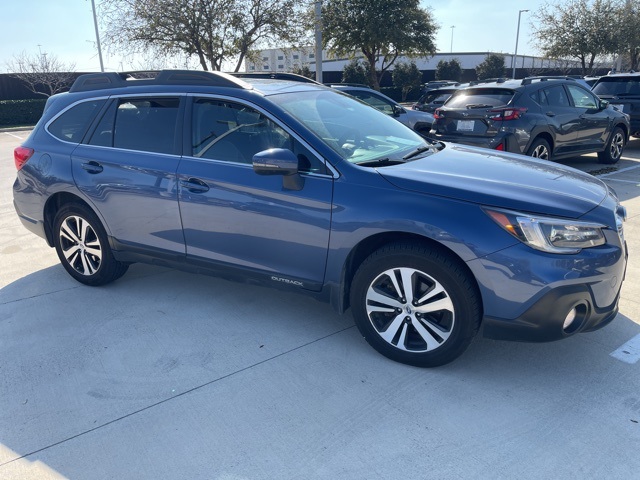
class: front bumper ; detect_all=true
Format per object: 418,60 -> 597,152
481,283 -> 621,342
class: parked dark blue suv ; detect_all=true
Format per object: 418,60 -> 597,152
13,70 -> 628,367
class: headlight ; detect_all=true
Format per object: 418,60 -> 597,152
485,208 -> 606,254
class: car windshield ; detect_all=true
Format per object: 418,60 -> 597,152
270,89 -> 429,165
592,78 -> 640,96
445,88 -> 515,108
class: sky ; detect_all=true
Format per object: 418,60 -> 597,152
0,0 -> 548,73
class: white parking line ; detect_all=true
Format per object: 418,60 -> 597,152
598,164 -> 640,178
3,132 -> 24,140
610,333 -> 640,364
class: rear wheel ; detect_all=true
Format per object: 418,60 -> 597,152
350,243 -> 481,367
597,126 -> 625,164
527,138 -> 551,160
53,204 -> 128,286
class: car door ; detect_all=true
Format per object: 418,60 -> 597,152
72,95 -> 186,254
176,96 -> 334,289
536,85 -> 580,156
565,84 -> 611,150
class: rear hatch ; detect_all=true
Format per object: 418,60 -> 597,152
592,76 -> 640,121
431,88 -> 517,138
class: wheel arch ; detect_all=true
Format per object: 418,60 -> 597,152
336,232 -> 483,315
527,131 -> 554,156
43,192 -> 97,247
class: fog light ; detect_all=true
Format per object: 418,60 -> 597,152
563,308 -> 578,331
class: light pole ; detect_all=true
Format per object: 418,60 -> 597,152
90,0 -> 105,72
450,25 -> 455,53
315,1 -> 323,83
512,9 -> 528,79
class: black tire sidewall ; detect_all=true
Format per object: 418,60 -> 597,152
527,138 -> 551,160
350,245 -> 480,367
53,204 -> 125,286
598,126 -> 624,164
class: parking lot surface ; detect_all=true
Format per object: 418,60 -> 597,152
1,129 -> 639,479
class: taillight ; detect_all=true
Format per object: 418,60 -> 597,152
433,108 -> 444,120
14,146 -> 34,170
489,107 -> 527,121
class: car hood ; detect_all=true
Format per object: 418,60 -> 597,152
377,143 -> 607,218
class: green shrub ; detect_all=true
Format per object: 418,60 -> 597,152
0,99 -> 46,127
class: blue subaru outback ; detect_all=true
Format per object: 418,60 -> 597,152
13,70 -> 628,367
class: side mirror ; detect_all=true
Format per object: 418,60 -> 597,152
392,105 -> 405,117
253,148 -> 304,190
599,99 -> 610,111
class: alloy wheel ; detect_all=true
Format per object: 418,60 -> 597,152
365,267 -> 455,353
58,215 -> 103,276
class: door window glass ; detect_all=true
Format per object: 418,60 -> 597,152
89,97 -> 180,154
566,85 -> 598,109
540,86 -> 571,107
191,98 -> 327,174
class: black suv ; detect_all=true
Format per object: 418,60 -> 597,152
592,73 -> 640,137
429,77 -> 630,164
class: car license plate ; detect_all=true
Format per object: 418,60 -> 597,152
457,120 -> 475,132
611,104 -> 625,112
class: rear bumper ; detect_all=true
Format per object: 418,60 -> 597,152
429,131 -> 522,153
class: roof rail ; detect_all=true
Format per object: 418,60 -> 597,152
228,72 -> 320,84
520,76 -> 579,85
325,82 -> 370,88
69,69 -> 248,93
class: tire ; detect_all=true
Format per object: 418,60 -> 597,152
527,137 -> 552,160
597,126 -> 625,164
350,243 -> 481,367
53,204 -> 128,286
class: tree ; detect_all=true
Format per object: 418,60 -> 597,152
475,53 -> 506,80
392,62 -> 423,101
100,0 -> 310,72
292,64 -> 314,79
6,51 -> 76,97
531,0 -> 620,75
322,0 -> 438,90
435,59 -> 462,82
341,58 -> 369,85
617,0 -> 640,71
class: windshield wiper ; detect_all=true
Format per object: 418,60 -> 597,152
356,158 -> 406,167
402,144 -> 439,160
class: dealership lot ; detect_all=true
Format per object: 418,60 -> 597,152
1,129 -> 639,479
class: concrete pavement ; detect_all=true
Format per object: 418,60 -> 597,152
1,130 -> 639,479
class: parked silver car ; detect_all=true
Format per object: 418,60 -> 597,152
330,84 -> 434,135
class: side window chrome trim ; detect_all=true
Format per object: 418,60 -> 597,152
186,93 -> 339,179
45,96 -> 110,145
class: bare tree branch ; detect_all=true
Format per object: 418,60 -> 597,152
6,51 -> 76,97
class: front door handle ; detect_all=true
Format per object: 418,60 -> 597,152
180,177 -> 210,193
81,161 -> 103,174
545,111 -> 556,117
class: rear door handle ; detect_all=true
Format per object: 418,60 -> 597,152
81,161 -> 103,174
180,177 -> 210,193
545,111 -> 556,117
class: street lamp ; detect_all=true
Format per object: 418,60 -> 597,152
90,0 -> 105,72
512,9 -> 529,79
450,25 -> 455,53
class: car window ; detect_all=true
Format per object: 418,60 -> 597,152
539,86 -> 571,107
48,99 -> 106,143
566,85 -> 598,109
89,97 -> 180,154
191,98 -> 326,174
345,90 -> 395,114
593,78 -> 640,96
445,88 -> 514,108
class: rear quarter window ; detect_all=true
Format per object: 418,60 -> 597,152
445,89 -> 514,108
47,99 -> 106,143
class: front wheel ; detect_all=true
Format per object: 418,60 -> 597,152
53,204 -> 128,286
597,126 -> 625,164
350,243 -> 481,367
